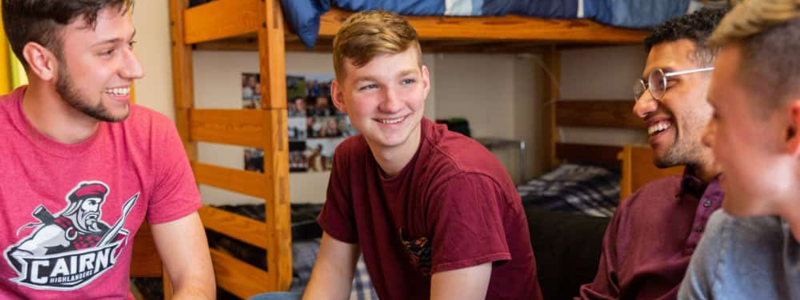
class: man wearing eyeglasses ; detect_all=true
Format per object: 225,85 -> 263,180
577,8 -> 727,300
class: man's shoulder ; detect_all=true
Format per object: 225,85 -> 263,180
425,133 -> 506,178
124,105 -> 173,127
334,134 -> 369,158
619,175 -> 683,210
707,210 -> 784,246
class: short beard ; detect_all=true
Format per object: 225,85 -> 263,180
56,62 -> 128,122
653,129 -> 697,169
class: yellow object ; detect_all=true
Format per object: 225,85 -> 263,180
0,5 -> 26,94
0,5 -> 10,95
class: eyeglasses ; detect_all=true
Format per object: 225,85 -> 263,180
633,67 -> 714,102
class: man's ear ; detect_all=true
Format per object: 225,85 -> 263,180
22,42 -> 58,82
421,65 -> 431,101
786,101 -> 800,155
331,78 -> 347,114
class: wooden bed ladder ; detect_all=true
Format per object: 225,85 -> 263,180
166,0 -> 293,297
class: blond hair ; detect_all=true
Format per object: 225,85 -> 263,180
710,0 -> 800,114
332,10 -> 421,80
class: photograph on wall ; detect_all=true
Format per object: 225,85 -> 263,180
305,138 -> 344,172
243,72 -> 357,173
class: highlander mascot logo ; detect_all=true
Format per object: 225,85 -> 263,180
3,182 -> 138,291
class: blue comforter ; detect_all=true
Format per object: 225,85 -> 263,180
280,0 -> 691,48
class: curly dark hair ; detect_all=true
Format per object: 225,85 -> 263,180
644,8 -> 729,66
2,0 -> 133,68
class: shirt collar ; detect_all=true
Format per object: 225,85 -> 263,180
679,167 -> 722,199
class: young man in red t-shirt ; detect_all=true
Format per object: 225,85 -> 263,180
0,0 -> 214,299
299,10 -> 542,300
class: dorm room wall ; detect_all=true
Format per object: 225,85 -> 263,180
131,0 -> 650,205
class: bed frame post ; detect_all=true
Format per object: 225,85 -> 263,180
165,1 -> 194,299
169,0 -> 196,162
258,0 -> 293,292
540,45 -> 560,173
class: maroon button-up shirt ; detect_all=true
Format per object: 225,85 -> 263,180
577,168 -> 723,300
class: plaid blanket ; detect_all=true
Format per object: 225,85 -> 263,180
291,239 -> 378,300
517,163 -> 620,218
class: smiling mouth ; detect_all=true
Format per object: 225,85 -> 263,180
105,87 -> 130,97
648,120 -> 672,136
378,116 -> 406,124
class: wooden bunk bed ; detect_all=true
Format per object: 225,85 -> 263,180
130,0 -> 684,299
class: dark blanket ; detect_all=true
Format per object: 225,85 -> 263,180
527,206 -> 610,300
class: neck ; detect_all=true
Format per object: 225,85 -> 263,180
369,124 -> 422,178
780,199 -> 800,242
694,163 -> 721,183
22,82 -> 101,144
693,150 -> 722,183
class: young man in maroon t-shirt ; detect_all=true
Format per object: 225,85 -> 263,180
299,10 -> 542,300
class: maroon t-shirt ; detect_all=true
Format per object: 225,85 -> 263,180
318,118 -> 542,300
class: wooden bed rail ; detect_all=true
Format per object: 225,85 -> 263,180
556,100 -> 645,129
210,248 -> 272,298
189,109 -> 274,149
199,206 -> 271,249
183,0 -> 261,44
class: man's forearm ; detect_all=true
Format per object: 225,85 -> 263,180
170,277 -> 216,300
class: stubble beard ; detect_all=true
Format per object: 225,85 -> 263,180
56,63 -> 128,123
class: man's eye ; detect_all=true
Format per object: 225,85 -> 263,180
359,84 -> 377,91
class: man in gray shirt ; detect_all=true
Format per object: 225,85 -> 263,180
679,0 -> 800,299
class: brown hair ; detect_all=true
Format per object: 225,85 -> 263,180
2,0 -> 133,68
332,10 -> 421,80
709,0 -> 800,114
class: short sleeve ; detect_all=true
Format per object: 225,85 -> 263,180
427,173 -> 512,274
317,147 -> 358,244
146,118 -> 202,224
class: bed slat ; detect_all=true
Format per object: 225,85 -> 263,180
556,143 -> 623,168
189,109 -> 271,148
192,162 -> 271,199
557,100 -> 645,129
210,248 -> 272,298
183,0 -> 260,44
199,206 -> 270,249
318,8 -> 647,43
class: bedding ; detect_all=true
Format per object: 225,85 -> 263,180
517,163 -> 620,218
276,0 -> 691,48
187,0 -> 692,48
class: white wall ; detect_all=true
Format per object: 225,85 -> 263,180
131,0 -> 174,119
432,53 -> 538,182
559,46 -> 649,146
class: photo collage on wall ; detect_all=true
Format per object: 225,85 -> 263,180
242,73 -> 358,173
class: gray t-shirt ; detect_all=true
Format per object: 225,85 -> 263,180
678,210 -> 800,299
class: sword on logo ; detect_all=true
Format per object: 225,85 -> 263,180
97,193 -> 139,247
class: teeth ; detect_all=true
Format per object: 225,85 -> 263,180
380,117 -> 404,124
105,87 -> 130,96
648,122 -> 671,135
